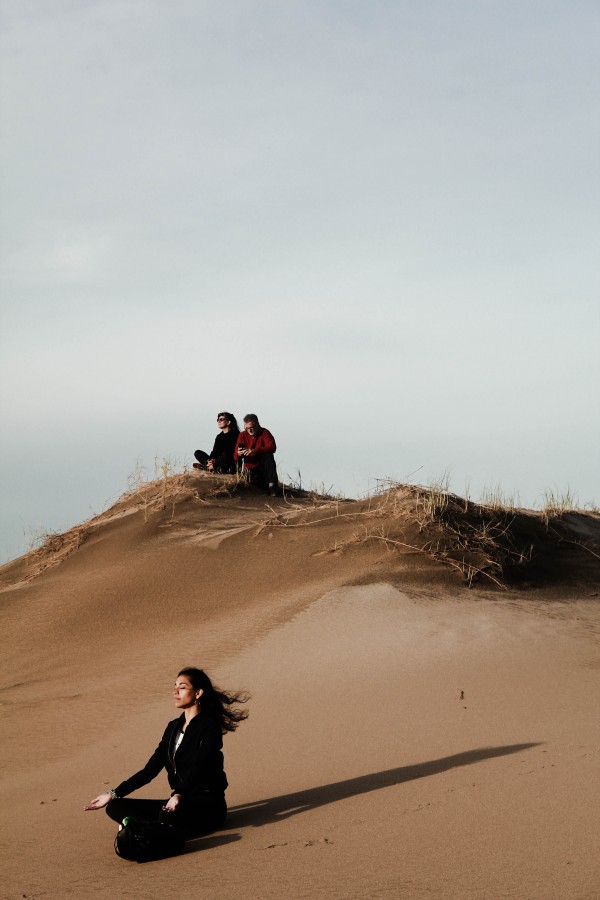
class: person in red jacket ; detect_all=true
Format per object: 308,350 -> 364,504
235,414 -> 279,496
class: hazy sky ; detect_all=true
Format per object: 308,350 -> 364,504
1,0 -> 598,563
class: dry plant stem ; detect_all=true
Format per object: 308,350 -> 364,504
262,510 -> 369,529
340,530 -> 508,590
560,540 -> 600,561
399,538 -> 505,590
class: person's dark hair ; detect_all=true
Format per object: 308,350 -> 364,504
217,412 -> 239,433
178,667 -> 249,734
243,414 -> 259,425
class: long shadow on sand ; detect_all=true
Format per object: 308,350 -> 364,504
225,743 -> 540,829
183,744 -> 540,854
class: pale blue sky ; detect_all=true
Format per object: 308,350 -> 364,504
1,0 -> 599,562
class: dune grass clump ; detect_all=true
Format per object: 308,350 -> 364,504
123,457 -> 192,521
207,470 -> 258,498
21,521 -> 92,577
283,470 -> 344,502
418,472 -> 451,520
368,478 -> 600,588
480,485 -> 521,512
321,479 -> 541,589
541,488 -> 578,524
25,524 -> 60,554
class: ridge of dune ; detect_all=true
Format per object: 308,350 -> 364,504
2,472 -> 599,593
1,471 -> 599,899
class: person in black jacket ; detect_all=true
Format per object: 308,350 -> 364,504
84,668 -> 249,836
194,412 -> 239,474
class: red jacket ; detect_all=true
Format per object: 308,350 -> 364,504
234,428 -> 276,470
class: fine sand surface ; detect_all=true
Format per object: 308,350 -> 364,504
1,475 -> 599,899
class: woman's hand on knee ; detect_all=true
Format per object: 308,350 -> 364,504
84,792 -> 112,811
162,793 -> 181,814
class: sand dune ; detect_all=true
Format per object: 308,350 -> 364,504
1,474 -> 599,899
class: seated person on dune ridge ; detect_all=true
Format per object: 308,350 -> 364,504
193,411 -> 239,473
84,667 -> 249,850
235,413 -> 279,497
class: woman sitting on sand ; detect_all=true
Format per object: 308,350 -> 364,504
194,412 -> 240,474
84,668 -> 249,837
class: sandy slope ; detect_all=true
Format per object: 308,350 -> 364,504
1,475 -> 599,899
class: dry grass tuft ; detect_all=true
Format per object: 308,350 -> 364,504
480,485 -> 521,512
308,480 -> 569,589
541,488 -> 579,524
373,482 -> 534,588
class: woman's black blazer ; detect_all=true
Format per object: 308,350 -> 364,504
115,713 -> 227,802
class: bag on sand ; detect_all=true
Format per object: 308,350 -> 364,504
114,817 -> 186,862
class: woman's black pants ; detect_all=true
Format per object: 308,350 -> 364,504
106,795 -> 227,837
194,450 -> 237,474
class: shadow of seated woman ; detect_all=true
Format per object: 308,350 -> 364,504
226,743 -> 540,829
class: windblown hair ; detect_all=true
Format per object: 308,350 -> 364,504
243,413 -> 259,425
217,412 -> 239,433
178,667 -> 249,734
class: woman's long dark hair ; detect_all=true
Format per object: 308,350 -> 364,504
178,667 -> 249,734
217,412 -> 239,434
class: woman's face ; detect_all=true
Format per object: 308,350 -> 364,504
173,675 -> 202,709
